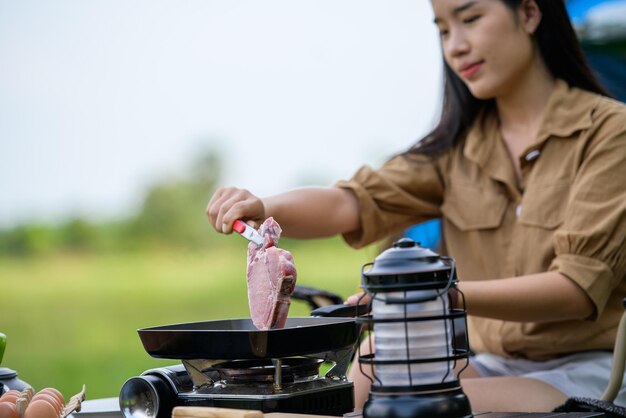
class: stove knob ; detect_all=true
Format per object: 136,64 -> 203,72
119,374 -> 174,418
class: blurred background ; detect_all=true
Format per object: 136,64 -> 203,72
1,0 -> 624,401
0,0 -> 442,400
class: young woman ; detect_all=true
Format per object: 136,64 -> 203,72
206,0 -> 626,412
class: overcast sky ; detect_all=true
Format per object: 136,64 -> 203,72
0,1 -> 442,227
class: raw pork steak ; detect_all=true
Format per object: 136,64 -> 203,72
247,217 -> 297,330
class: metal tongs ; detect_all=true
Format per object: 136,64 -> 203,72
233,219 -> 265,247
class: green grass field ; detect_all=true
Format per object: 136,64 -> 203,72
0,237 -> 377,400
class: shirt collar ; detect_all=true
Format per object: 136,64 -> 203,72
463,79 -> 596,168
463,106 -> 517,189
534,78 -> 595,142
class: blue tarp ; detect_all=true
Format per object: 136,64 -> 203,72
586,50 -> 626,101
566,0 -> 626,101
566,0 -> 623,25
566,0 -> 626,43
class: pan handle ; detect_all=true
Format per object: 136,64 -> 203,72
292,285 -> 345,310
310,303 -> 371,318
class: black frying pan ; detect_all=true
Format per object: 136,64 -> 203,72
138,316 -> 361,360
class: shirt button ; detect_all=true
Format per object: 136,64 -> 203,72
516,205 -> 522,217
525,149 -> 541,162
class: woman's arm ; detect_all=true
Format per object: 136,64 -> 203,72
263,187 -> 360,238
457,271 -> 595,322
206,186 -> 360,239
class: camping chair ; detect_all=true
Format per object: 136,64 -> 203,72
553,298 -> 626,417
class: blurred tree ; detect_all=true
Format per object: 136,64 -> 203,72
0,148 -> 224,256
0,224 -> 57,256
58,218 -> 100,252
127,149 -> 222,250
190,149 -> 222,188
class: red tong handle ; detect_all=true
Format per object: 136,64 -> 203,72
233,219 -> 247,234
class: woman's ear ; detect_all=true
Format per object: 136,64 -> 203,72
518,0 -> 543,35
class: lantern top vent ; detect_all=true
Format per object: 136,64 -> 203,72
362,238 -> 453,291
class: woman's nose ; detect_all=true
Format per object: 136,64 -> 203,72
445,29 -> 470,58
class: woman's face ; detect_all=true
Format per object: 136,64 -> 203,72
431,0 -> 539,99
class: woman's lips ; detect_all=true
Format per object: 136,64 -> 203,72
459,61 -> 483,79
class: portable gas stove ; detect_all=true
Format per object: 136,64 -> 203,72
119,317 -> 360,418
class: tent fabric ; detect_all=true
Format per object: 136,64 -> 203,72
586,51 -> 626,101
567,0 -> 626,42
567,0 -> 626,102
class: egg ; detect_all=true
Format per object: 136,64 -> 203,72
24,399 -> 59,418
0,390 -> 19,403
32,393 -> 62,413
0,402 -> 19,418
39,388 -> 65,407
0,394 -> 18,404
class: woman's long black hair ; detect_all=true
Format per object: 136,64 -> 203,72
407,0 -> 610,158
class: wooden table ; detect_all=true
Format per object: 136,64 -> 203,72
72,398 -> 606,417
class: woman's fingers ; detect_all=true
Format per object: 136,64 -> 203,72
206,187 -> 232,230
218,194 -> 254,233
345,292 -> 371,305
214,189 -> 246,233
206,187 -> 264,233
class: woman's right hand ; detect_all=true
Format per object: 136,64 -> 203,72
206,187 -> 265,234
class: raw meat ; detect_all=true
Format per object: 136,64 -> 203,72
246,217 -> 297,330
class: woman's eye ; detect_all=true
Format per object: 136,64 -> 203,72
438,28 -> 449,38
463,15 -> 481,24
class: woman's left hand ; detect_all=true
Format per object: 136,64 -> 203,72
345,292 -> 371,306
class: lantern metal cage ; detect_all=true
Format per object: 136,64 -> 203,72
355,238 -> 473,418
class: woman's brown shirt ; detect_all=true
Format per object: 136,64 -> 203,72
336,80 -> 626,360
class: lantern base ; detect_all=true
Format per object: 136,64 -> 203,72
363,386 -> 472,418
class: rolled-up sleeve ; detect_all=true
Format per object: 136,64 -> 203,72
549,105 -> 626,319
335,154 -> 446,248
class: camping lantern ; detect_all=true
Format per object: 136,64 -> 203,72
357,238 -> 473,418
